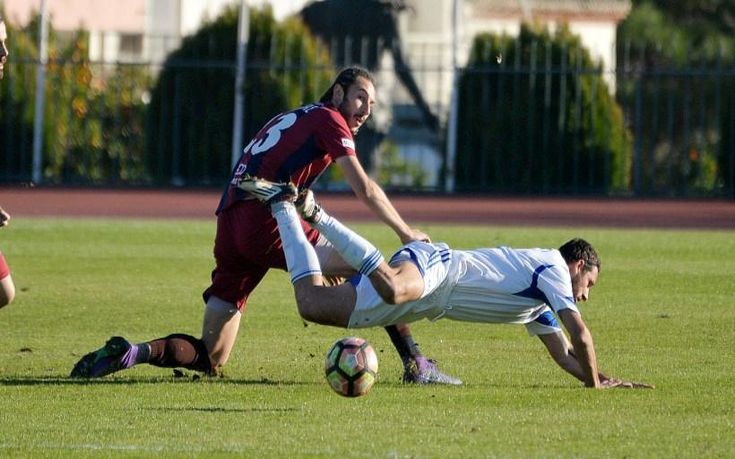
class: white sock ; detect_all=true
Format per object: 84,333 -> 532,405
311,210 -> 384,276
271,201 -> 321,283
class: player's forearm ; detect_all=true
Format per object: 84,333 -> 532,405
553,354 -> 588,382
358,182 -> 412,241
567,347 -> 610,383
570,331 -> 601,388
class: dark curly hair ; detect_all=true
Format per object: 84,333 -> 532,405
559,238 -> 600,272
319,66 -> 375,104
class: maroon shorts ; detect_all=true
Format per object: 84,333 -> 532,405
0,251 -> 9,280
202,200 -> 320,311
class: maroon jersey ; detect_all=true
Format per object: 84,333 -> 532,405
217,103 -> 356,214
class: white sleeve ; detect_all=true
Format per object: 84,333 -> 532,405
537,264 -> 580,315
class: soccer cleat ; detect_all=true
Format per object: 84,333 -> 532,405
237,174 -> 297,204
295,188 -> 322,223
402,357 -> 463,386
70,336 -> 137,378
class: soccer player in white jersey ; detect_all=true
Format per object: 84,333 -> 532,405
240,180 -> 653,389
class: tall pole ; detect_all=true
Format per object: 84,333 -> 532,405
231,0 -> 250,168
444,0 -> 461,193
32,0 -> 49,184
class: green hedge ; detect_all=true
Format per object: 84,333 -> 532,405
145,6 -> 332,186
0,16 -> 149,184
455,24 -> 632,194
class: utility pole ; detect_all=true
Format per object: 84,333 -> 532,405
231,0 -> 250,168
444,0 -> 461,192
32,0 -> 49,184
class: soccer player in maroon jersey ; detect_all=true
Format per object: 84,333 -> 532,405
0,20 -> 15,309
71,67 -> 461,385
0,206 -> 15,308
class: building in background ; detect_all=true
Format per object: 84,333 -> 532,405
2,0 -> 629,79
2,0 -> 233,63
464,0 -> 631,89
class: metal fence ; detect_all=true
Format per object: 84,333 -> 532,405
1,44 -> 734,198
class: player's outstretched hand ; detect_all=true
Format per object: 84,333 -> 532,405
601,377 -> 655,389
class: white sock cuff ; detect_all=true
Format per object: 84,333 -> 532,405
313,211 -> 384,277
271,201 -> 322,283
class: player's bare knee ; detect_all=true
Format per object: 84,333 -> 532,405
0,289 -> 14,308
295,291 -> 319,322
375,279 -> 400,305
0,278 -> 15,308
292,283 -> 318,319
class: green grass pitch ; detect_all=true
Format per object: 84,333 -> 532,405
0,218 -> 733,457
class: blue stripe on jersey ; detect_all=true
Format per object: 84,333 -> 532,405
388,245 -> 451,277
515,264 -> 553,304
426,248 -> 450,270
534,310 -> 559,328
347,274 -> 363,287
277,134 -> 323,184
389,248 -> 423,276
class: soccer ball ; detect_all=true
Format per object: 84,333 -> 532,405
324,337 -> 378,397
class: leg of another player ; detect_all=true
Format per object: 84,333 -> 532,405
70,301 -> 228,378
304,194 -> 462,385
200,296 -> 242,373
0,249 -> 14,308
317,239 -> 426,362
0,273 -> 14,308
292,278 -> 357,327
316,237 -> 434,367
271,199 -> 357,326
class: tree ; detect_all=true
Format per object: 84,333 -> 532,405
634,0 -> 735,37
618,1 -> 733,195
455,24 -> 631,194
145,5 -> 332,186
0,16 -> 150,184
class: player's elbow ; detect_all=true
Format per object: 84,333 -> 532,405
573,327 -> 594,350
354,179 -> 380,203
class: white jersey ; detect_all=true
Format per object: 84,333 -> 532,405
347,241 -> 579,335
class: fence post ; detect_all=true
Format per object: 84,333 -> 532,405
444,0 -> 461,193
231,0 -> 249,168
31,0 -> 49,184
633,75 -> 643,196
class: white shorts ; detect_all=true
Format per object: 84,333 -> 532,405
347,242 -> 452,328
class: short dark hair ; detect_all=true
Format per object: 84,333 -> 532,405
559,238 -> 600,272
319,66 -> 375,103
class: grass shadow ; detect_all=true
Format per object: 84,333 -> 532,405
0,375 -> 312,387
144,406 -> 299,414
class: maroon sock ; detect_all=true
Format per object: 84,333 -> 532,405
385,324 -> 421,367
146,334 -> 212,374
